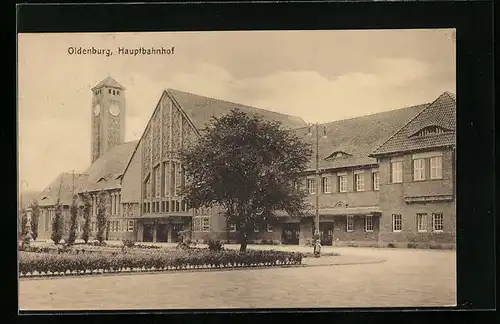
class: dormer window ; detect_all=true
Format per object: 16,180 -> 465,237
411,125 -> 452,137
325,151 -> 351,160
97,177 -> 106,182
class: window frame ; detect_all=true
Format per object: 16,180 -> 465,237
430,156 -> 443,180
322,176 -> 331,193
365,215 -> 373,232
432,213 -> 444,232
413,158 -> 425,181
346,215 -> 354,232
127,220 -> 135,232
266,224 -> 275,233
228,223 -> 237,232
392,214 -> 402,232
339,175 -> 348,192
307,178 -> 316,194
373,172 -> 380,191
201,217 -> 210,232
391,161 -> 403,183
254,223 -> 260,233
355,173 -> 365,192
416,213 -> 428,232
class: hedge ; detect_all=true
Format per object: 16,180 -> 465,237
19,249 -> 303,277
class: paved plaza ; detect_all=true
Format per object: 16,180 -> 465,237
19,245 -> 456,310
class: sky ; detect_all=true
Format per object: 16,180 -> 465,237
18,29 -> 455,192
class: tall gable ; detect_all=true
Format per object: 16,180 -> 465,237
167,89 -> 308,130
370,92 -> 456,157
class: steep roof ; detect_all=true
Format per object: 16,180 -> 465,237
295,103 -> 429,171
91,76 -> 125,91
370,92 -> 456,157
81,140 -> 139,192
167,89 -> 308,130
37,172 -> 88,207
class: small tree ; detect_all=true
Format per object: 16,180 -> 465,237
30,200 -> 40,241
51,199 -> 64,245
67,194 -> 79,245
20,208 -> 30,245
81,192 -> 92,244
95,190 -> 109,244
181,109 -> 312,252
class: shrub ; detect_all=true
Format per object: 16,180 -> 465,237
407,242 -> 418,249
387,242 -> 396,248
305,239 -> 314,247
81,192 -> 92,244
429,243 -> 444,250
30,200 -> 40,241
51,200 -> 64,245
207,239 -> 223,251
18,249 -> 303,276
67,195 -> 79,246
122,239 -> 135,248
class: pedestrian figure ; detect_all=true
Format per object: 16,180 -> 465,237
314,239 -> 321,258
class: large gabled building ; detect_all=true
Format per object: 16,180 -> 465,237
31,77 -> 456,248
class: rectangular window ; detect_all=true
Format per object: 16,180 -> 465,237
413,159 -> 425,181
229,223 -> 236,232
373,172 -> 380,191
163,163 -> 169,197
339,175 -> 348,192
365,215 -> 373,232
430,156 -> 443,179
417,213 -> 428,232
321,177 -> 331,193
154,166 -> 161,198
391,161 -> 403,183
127,220 -> 134,232
174,163 -> 182,196
346,215 -> 354,232
432,213 -> 444,232
254,223 -> 260,233
392,214 -> 402,232
355,173 -> 365,191
266,224 -> 275,232
307,178 -> 316,194
201,217 -> 210,232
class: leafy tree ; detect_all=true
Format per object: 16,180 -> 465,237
96,190 -> 109,244
67,194 -> 79,245
181,109 -> 312,252
81,192 -> 92,244
30,200 -> 40,241
51,199 -> 64,245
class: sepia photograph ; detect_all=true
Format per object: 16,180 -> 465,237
18,29 -> 457,310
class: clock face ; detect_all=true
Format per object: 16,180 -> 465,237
93,104 -> 101,116
109,103 -> 120,116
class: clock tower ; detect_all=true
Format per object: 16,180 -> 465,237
90,76 -> 126,163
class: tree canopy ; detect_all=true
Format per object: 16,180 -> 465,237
181,109 -> 312,251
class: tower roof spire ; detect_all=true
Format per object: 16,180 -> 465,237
91,76 -> 125,91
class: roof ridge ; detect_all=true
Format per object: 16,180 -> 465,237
370,92 -> 449,156
166,88 -> 306,122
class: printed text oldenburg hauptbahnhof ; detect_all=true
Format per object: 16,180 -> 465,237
67,46 -> 176,57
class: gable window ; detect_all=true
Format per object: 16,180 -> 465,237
432,213 -> 444,232
201,217 -> 210,232
321,177 -> 331,193
229,223 -> 236,232
365,215 -> 373,232
391,161 -> 403,183
307,178 -> 316,194
430,156 -> 443,179
413,159 -> 425,181
267,224 -> 275,232
372,172 -> 380,191
392,214 -> 402,232
355,173 -> 365,192
338,175 -> 348,192
417,213 -> 428,232
346,215 -> 354,232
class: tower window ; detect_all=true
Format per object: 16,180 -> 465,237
117,90 -> 120,95
108,89 -> 112,94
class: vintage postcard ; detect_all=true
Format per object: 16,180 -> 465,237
18,29 -> 456,310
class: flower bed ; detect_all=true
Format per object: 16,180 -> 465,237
19,249 -> 303,277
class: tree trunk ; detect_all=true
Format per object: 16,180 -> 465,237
239,231 -> 248,252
